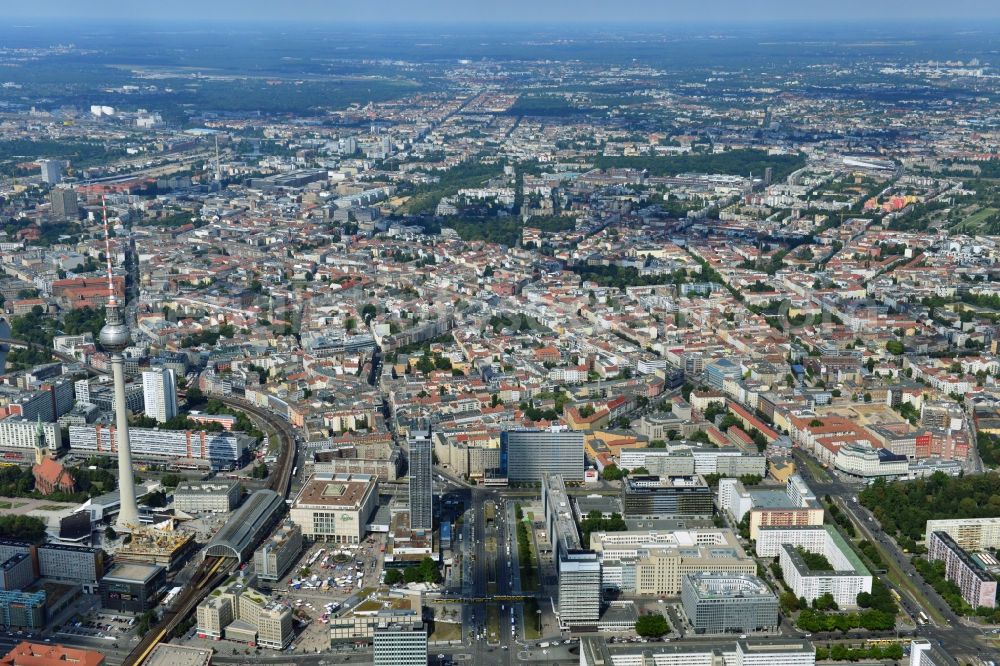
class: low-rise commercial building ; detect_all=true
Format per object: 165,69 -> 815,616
578,636 -> 815,666
173,480 -> 242,513
99,563 -> 166,613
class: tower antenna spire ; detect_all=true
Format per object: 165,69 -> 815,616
100,196 -> 117,307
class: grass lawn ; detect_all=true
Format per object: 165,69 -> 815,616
523,598 -> 542,639
430,620 -> 461,642
487,604 -> 500,643
953,206 -> 998,232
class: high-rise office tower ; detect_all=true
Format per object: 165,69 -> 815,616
50,188 -> 78,220
142,367 -> 178,423
39,160 -> 61,185
408,430 -> 433,531
98,199 -> 140,531
372,621 -> 427,666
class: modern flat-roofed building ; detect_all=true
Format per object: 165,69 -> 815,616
253,521 -> 303,582
773,526 -> 872,609
542,474 -> 601,630
590,529 -> 755,597
0,590 -> 46,629
99,563 -> 166,613
0,554 -> 34,591
719,476 -> 824,540
927,530 -> 997,609
0,420 -> 63,455
37,544 -> 106,594
735,639 -> 815,666
502,430 -> 584,483
577,636 -> 815,666
622,474 -> 713,519
173,479 -> 241,513
681,573 -> 779,634
196,578 -> 293,649
290,474 -> 378,544
924,517 -> 1000,551
139,644 -> 212,666
372,620 -> 428,666
408,433 -> 433,531
558,551 -> 602,631
70,424 -> 249,470
142,368 -> 178,423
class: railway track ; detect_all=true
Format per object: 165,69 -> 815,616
124,556 -> 234,666
1,336 -> 300,664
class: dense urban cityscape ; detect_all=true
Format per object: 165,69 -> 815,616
0,6 -> 998,666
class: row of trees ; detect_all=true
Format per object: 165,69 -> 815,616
859,472 -> 1000,548
383,557 -> 441,585
814,643 -> 903,662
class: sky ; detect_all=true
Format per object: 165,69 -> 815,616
9,0 -> 1000,23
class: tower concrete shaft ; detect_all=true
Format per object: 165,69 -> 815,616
111,352 -> 140,531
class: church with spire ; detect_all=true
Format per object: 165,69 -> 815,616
32,417 -> 76,495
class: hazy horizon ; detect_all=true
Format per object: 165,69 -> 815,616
7,0 -> 1000,24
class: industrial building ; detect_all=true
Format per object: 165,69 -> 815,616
290,474 -> 378,544
681,573 -> 779,634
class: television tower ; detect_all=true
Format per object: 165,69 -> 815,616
98,198 -> 140,531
